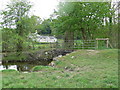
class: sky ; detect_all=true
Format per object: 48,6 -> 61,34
0,0 -> 118,19
0,0 -> 59,19
30,0 -> 59,19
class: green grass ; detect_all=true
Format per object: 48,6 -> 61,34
32,66 -> 59,71
1,49 -> 118,88
1,69 -> 18,72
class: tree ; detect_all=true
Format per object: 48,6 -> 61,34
1,0 -> 32,52
51,2 -> 112,49
39,19 -> 52,35
108,1 -> 119,48
25,15 -> 42,50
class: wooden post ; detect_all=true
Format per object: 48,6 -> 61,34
96,38 -> 109,49
108,41 -> 113,48
97,40 -> 98,49
106,38 -> 109,48
96,38 -> 98,49
50,42 -> 52,48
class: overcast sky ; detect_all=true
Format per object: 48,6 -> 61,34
0,0 -> 59,19
0,0 -> 118,19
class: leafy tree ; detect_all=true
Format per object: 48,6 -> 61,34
39,19 -> 52,35
28,15 -> 42,33
51,2 -> 112,49
26,15 -> 42,49
1,0 -> 32,52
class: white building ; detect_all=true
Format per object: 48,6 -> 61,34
29,33 -> 57,43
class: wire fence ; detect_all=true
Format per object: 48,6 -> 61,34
2,38 -> 111,53
33,39 -> 111,50
54,40 -> 96,49
38,40 -> 96,49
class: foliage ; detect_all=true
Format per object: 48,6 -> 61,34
27,15 -> 42,33
108,24 -> 118,48
1,0 -> 32,29
0,0 -> 37,52
37,19 -> 52,35
2,52 -> 27,61
51,2 -> 118,49
52,2 -> 112,39
2,28 -> 16,51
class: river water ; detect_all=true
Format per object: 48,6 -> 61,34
0,60 -> 51,72
0,49 -> 73,72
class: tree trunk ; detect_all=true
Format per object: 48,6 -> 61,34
64,30 -> 74,50
16,21 -> 23,52
81,28 -> 87,40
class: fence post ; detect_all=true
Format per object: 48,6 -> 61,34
96,39 -> 98,49
106,38 -> 109,48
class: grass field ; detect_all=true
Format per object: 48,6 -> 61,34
1,49 -> 118,88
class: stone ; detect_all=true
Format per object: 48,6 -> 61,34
71,56 -> 75,59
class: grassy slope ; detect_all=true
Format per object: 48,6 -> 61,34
1,49 -> 118,88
